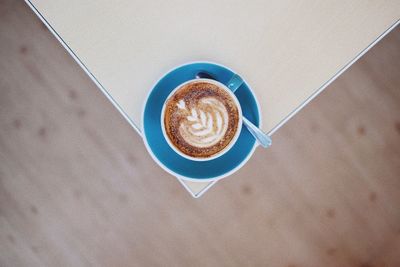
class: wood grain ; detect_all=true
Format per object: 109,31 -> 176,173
1,1 -> 400,267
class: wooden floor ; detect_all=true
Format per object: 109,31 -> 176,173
1,1 -> 400,266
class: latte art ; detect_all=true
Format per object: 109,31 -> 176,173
163,80 -> 240,159
178,97 -> 229,148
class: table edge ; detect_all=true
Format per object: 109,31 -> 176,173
268,18 -> 400,135
24,0 -> 142,136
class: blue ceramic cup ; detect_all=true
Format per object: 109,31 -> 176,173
142,62 -> 261,181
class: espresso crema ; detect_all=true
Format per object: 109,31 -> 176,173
163,80 -> 240,158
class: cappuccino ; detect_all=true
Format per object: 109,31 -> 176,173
163,80 -> 240,159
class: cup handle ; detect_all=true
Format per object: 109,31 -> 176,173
226,74 -> 244,93
196,71 -> 243,93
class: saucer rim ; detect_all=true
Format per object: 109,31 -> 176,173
141,61 -> 262,182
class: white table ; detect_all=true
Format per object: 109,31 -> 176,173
26,0 -> 400,197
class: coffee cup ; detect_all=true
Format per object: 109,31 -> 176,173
161,75 -> 243,161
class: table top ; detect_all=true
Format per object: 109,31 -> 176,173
27,0 -> 399,134
26,0 -> 399,196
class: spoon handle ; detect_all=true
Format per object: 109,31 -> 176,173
242,117 -> 272,148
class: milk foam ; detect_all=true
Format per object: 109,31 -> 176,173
177,97 -> 228,148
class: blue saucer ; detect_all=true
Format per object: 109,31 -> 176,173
142,62 -> 260,180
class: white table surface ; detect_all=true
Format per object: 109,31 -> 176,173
26,0 -> 400,197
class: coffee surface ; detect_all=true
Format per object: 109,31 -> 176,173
164,81 -> 239,158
